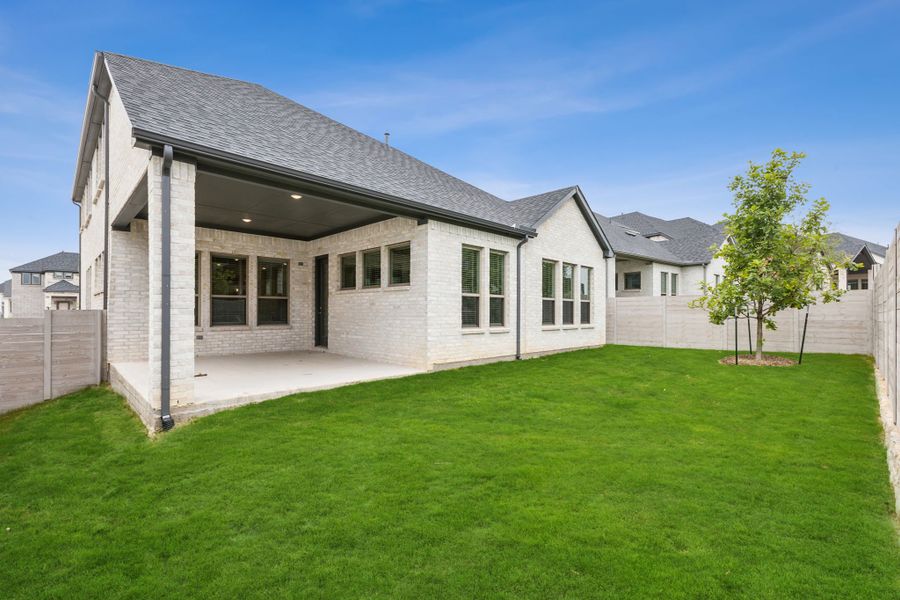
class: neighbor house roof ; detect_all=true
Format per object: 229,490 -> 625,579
10,252 -> 80,274
44,280 -> 80,293
597,211 -> 726,265
0,279 -> 10,296
827,232 -> 888,261
71,52 -> 610,252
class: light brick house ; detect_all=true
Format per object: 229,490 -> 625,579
0,279 -> 10,318
594,212 -> 727,297
72,53 -> 615,430
4,252 -> 80,317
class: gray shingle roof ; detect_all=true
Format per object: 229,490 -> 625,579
103,53 -> 538,229
599,211 -> 725,265
0,279 -> 10,296
827,232 -> 888,260
44,280 -> 80,293
508,187 -> 577,228
10,252 -> 79,274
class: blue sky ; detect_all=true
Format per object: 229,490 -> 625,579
1,0 -> 899,276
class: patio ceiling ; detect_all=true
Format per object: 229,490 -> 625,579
125,162 -> 397,241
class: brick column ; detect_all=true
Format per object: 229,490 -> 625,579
148,155 -> 195,412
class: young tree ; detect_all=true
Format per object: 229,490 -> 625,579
690,149 -> 850,361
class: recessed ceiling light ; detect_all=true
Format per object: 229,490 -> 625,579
242,218 -> 252,223
290,193 -> 303,200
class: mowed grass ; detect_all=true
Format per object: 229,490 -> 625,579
1,346 -> 898,599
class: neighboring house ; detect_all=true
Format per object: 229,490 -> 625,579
827,232 -> 888,291
0,279 -> 10,318
6,252 -> 80,317
593,211 -> 727,297
71,52 -> 614,426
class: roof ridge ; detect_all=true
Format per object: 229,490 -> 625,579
102,52 -> 269,91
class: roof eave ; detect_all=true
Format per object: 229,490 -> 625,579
70,52 -> 112,202
132,127 -> 536,240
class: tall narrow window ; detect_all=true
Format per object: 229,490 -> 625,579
211,255 -> 247,326
562,263 -> 575,325
542,260 -> 556,325
461,246 -> 481,327
389,244 -> 411,285
489,250 -> 506,327
580,266 -> 592,324
258,258 -> 289,325
362,249 -> 381,288
670,273 -> 678,296
340,253 -> 356,289
660,271 -> 668,296
714,274 -> 720,286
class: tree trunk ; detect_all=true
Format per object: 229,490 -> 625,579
756,314 -> 764,360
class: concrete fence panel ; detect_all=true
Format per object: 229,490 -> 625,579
0,310 -> 104,414
607,291 -> 872,355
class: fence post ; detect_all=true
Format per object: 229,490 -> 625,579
43,311 -> 52,400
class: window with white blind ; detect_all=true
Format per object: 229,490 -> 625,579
562,263 -> 575,325
389,244 -> 411,286
660,271 -> 668,296
340,253 -> 356,289
489,250 -> 506,327
580,266 -> 592,324
362,249 -> 381,288
670,273 -> 678,296
542,260 -> 556,325
211,255 -> 247,326
461,246 -> 480,327
258,258 -> 289,325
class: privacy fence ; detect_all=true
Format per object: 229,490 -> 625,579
606,290 -> 872,355
874,224 -> 899,427
0,310 -> 105,414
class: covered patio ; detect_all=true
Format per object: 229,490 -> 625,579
111,351 -> 423,424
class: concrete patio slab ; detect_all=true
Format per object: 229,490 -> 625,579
109,351 -> 423,429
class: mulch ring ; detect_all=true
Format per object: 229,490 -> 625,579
719,354 -> 797,367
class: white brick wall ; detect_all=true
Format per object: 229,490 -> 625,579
195,227 -> 310,356
521,198 -> 606,354
425,221 -> 520,366
8,276 -> 45,317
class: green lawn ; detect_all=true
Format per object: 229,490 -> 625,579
1,346 -> 898,599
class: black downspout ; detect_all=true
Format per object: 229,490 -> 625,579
160,145 -> 175,431
515,236 -> 529,360
90,84 -> 111,310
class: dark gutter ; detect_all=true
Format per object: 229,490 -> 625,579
515,235 -> 531,359
160,145 -> 174,431
90,84 -> 111,310
131,128 -> 535,240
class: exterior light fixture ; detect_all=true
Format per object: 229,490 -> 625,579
290,193 -> 302,200
242,218 -> 252,223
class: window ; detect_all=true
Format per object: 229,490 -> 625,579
542,260 -> 556,325
861,278 -> 869,290
562,263 -> 575,325
21,273 -> 41,285
461,247 -> 480,327
362,249 -> 381,288
489,251 -> 506,327
714,274 -> 720,286
624,272 -> 641,290
64,272 -> 74,280
258,259 -> 289,325
340,253 -> 356,289
210,255 -> 247,326
660,271 -> 668,296
670,273 -> 678,296
848,279 -> 859,290
194,253 -> 200,327
389,244 -> 411,286
580,266 -> 592,324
